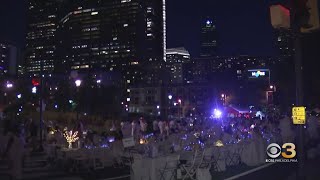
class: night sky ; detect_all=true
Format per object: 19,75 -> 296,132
0,0 -> 284,57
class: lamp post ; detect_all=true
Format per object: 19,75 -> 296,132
178,99 -> 182,120
75,79 -> 82,121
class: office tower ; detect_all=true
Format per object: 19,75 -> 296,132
0,42 -> 18,76
25,0 -> 61,74
166,47 -> 190,84
200,17 -> 217,57
26,0 -> 165,82
56,0 -> 164,77
275,28 -> 295,60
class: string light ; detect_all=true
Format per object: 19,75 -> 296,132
63,130 -> 79,149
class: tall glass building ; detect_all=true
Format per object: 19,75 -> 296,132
26,0 -> 165,80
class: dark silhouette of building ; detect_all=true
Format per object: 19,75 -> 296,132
0,42 -> 18,76
200,17 -> 217,57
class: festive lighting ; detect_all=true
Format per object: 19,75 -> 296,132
63,130 -> 79,149
215,140 -> 224,147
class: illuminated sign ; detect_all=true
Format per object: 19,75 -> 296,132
248,69 -> 270,79
252,71 -> 266,77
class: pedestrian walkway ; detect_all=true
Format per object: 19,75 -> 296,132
0,151 -> 82,180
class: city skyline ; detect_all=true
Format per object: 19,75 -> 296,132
1,0 -> 279,57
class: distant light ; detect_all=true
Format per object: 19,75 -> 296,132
75,79 -> 82,87
174,103 -> 177,106
84,113 -> 87,116
221,94 -> 225,98
6,82 -> 13,88
32,87 -> 37,94
157,105 -> 160,109
178,99 -> 182,104
17,94 -> 22,99
96,79 -> 101,84
213,109 -> 222,118
69,100 -> 73,104
54,104 -> 58,109
121,102 -> 124,105
206,20 -> 211,25
270,85 -> 274,89
127,98 -> 130,102
168,95 -> 172,100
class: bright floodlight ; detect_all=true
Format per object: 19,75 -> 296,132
75,79 -> 82,87
168,95 -> 172,100
213,109 -> 222,118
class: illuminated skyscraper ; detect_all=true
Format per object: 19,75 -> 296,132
200,17 -> 217,57
166,47 -> 190,84
0,42 -> 18,76
25,0 -> 61,74
26,0 -> 166,82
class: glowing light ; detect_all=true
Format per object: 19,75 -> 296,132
32,87 -> 37,94
215,140 -> 224,147
75,79 -> 82,87
97,79 -> 101,84
221,94 -> 225,98
168,95 -> 172,100
270,85 -> 274,89
6,82 -> 13,88
178,99 -> 182,104
17,94 -> 22,99
213,109 -> 222,118
157,105 -> 160,109
63,130 -> 79,149
69,100 -> 73,104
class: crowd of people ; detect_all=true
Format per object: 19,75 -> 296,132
0,108 -> 319,179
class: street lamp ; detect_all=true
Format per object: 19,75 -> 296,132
74,79 -> 82,121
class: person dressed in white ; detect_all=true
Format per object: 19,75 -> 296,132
158,120 -> 164,135
279,114 -> 294,143
164,121 -> 170,136
4,128 -> 24,180
131,120 -> 137,137
139,118 -> 147,133
153,120 -> 159,133
169,120 -> 175,133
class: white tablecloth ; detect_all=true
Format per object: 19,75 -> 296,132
132,154 -> 179,180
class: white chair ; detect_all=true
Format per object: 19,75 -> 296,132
159,155 -> 180,180
181,150 -> 204,180
211,147 -> 226,172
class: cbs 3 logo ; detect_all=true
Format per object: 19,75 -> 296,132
266,143 -> 296,159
